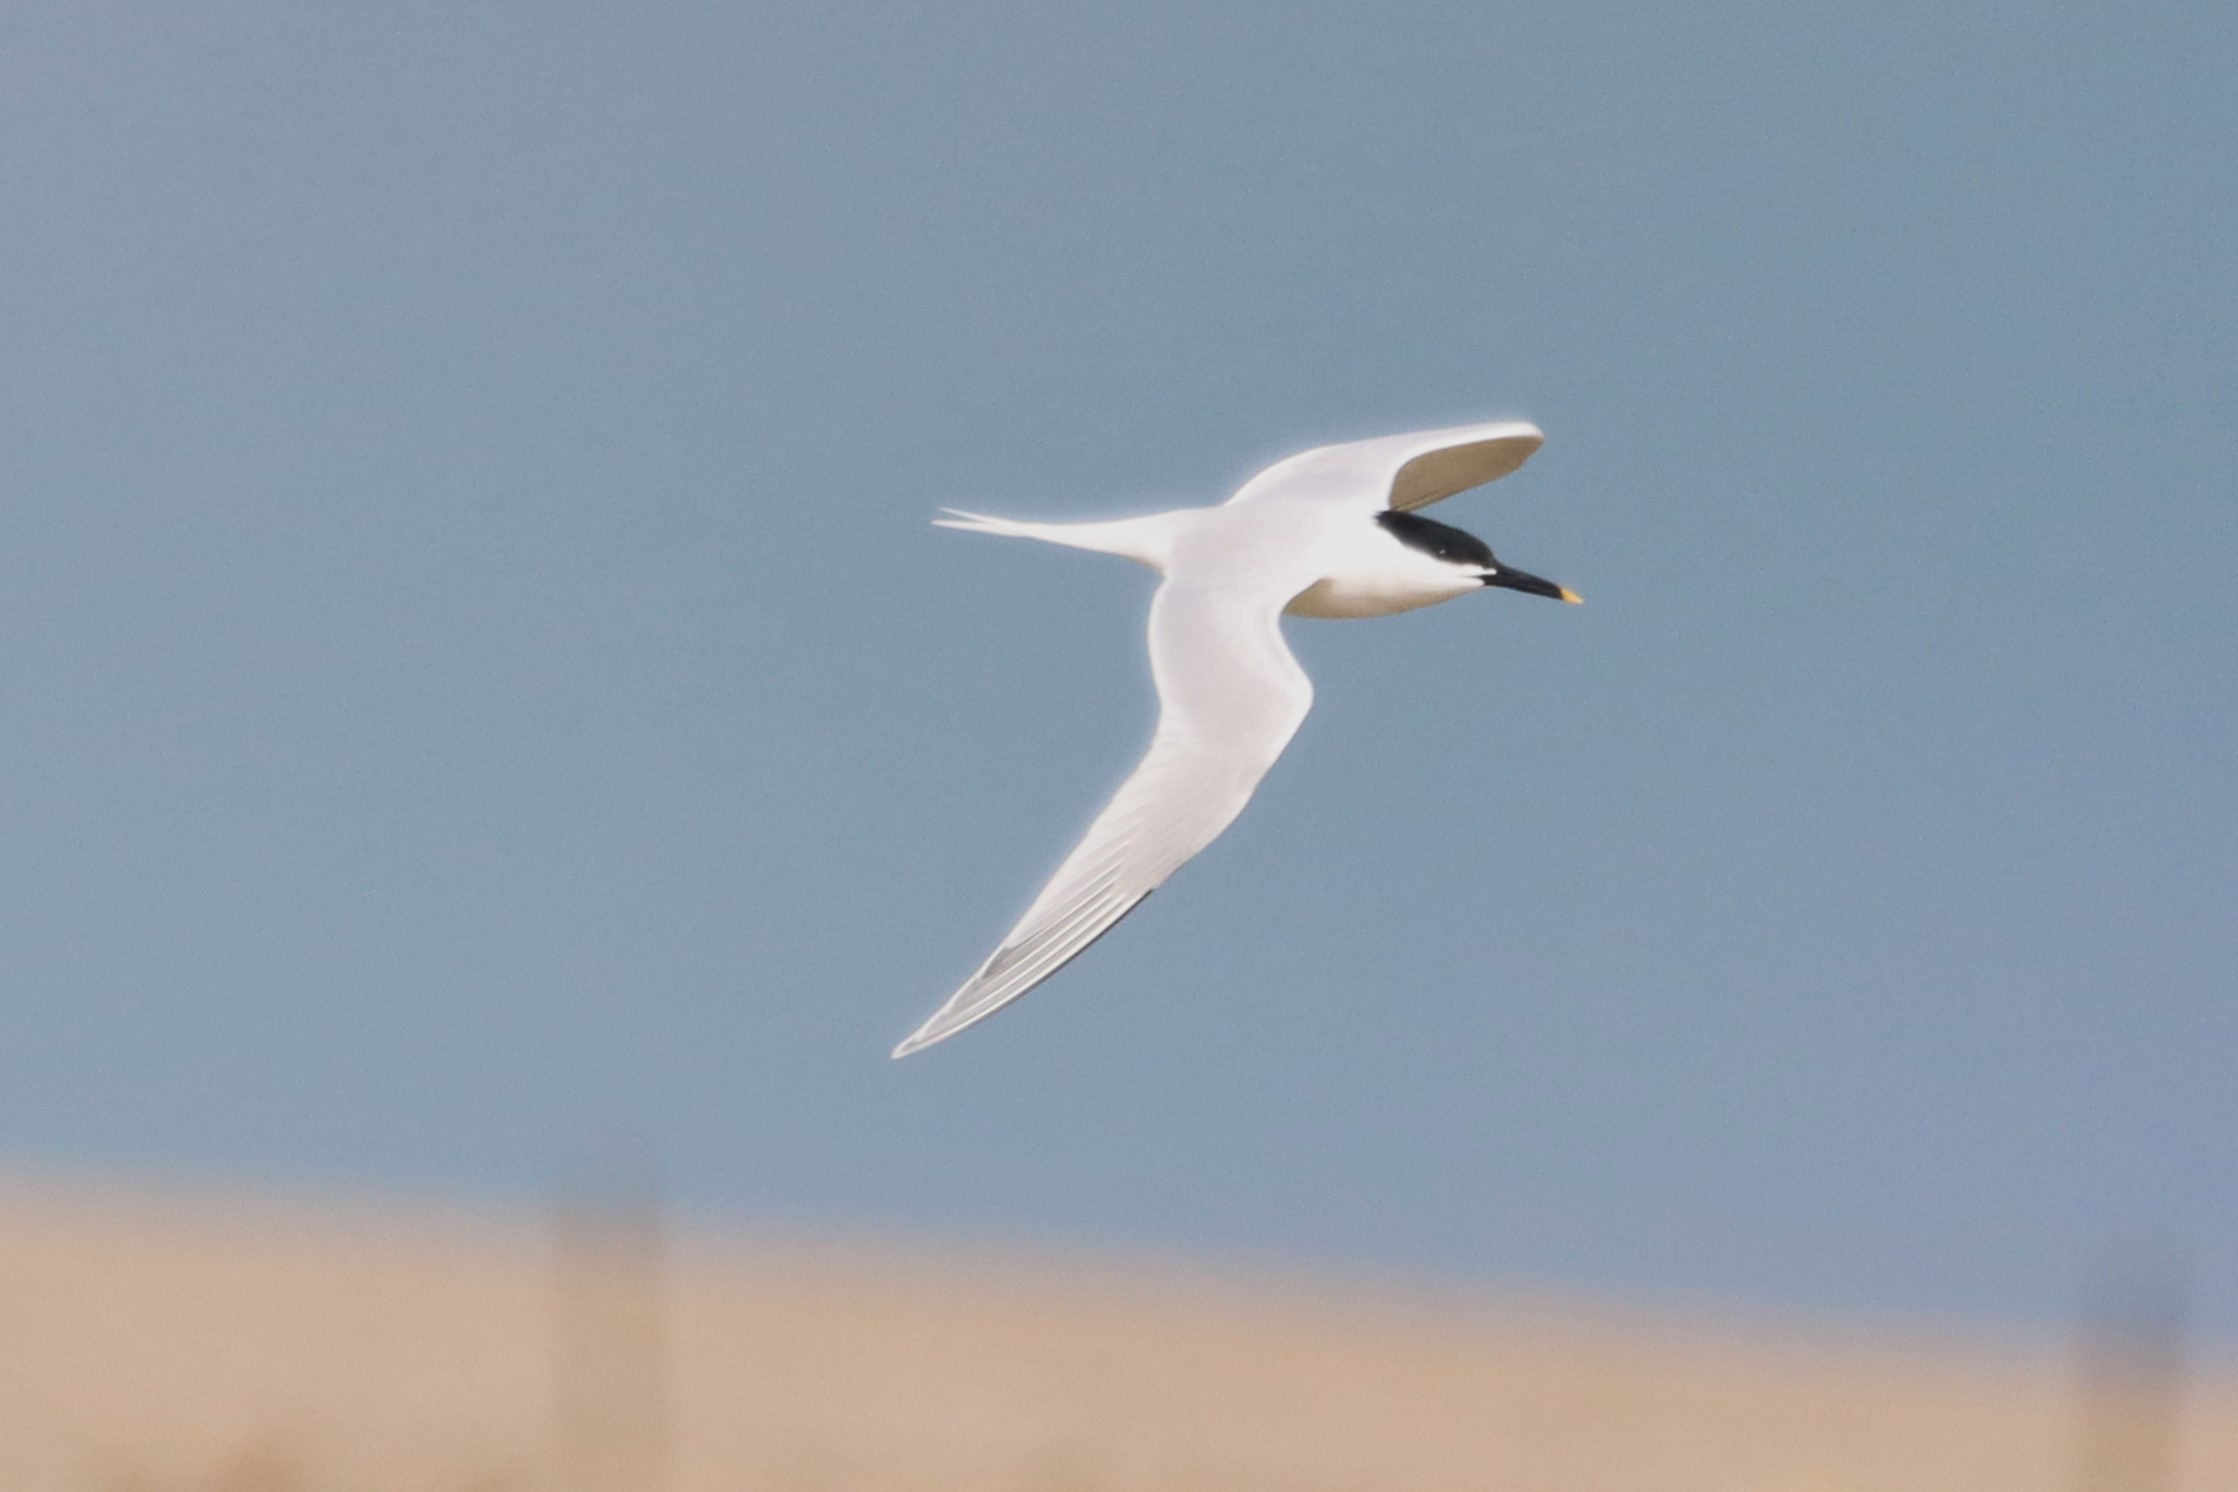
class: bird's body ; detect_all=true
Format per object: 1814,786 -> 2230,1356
894,420 -> 1576,1058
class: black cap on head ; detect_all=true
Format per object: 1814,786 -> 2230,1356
1375,509 -> 1494,568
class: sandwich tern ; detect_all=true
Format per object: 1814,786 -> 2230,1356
894,420 -> 1577,1058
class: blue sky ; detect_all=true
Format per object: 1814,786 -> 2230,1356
3,0 -> 2233,1336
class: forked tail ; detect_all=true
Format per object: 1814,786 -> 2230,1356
933,507 -> 1181,573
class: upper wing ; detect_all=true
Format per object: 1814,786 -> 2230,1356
892,580 -> 1314,1057
1224,419 -> 1544,513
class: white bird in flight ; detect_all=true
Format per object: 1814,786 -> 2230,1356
894,420 -> 1578,1058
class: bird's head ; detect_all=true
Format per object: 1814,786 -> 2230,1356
1376,510 -> 1581,605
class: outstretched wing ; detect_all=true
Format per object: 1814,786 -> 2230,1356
893,580 -> 1314,1057
1224,419 -> 1544,513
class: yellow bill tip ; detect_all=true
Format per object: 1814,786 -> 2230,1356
1558,587 -> 1584,604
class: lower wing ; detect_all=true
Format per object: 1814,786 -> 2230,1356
893,581 -> 1313,1057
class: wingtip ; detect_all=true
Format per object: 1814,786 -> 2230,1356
889,1019 -> 948,1059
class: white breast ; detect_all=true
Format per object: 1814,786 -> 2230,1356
1282,527 -> 1483,619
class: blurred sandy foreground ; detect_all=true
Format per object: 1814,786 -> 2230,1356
0,1180 -> 2228,1492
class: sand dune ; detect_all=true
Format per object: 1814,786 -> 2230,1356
0,1180 -> 2228,1491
